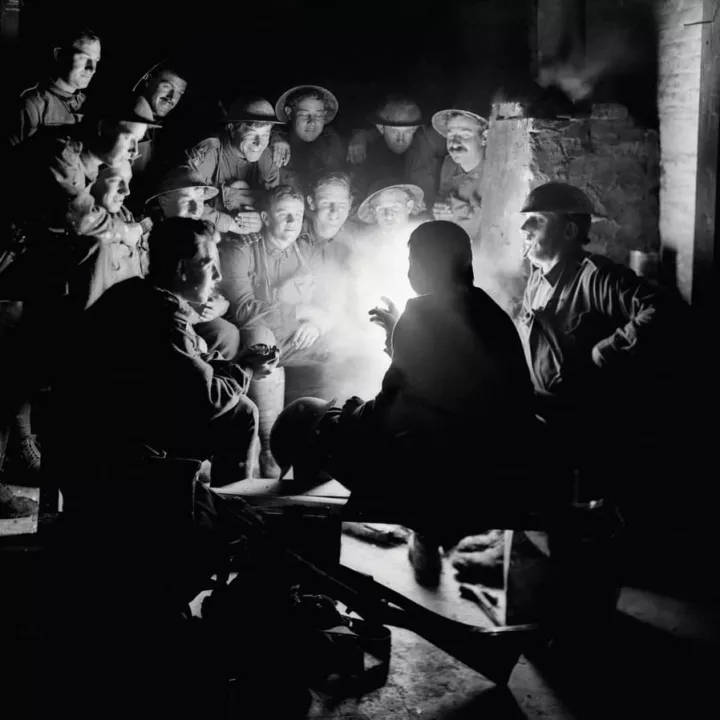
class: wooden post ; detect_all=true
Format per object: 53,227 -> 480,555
692,0 -> 720,311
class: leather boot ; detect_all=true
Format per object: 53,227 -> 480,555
247,367 -> 285,479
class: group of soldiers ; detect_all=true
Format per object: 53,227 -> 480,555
0,25 -> 679,594
0,25 -> 491,502
0,23 -> 687,717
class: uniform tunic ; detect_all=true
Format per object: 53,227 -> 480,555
218,233 -> 331,366
437,156 -> 483,242
278,127 -> 346,195
186,135 -> 281,233
354,126 -> 447,206
9,79 -> 86,147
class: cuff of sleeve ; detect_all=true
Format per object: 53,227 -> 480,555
591,339 -> 614,368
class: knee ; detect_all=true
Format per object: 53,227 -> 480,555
234,394 -> 259,431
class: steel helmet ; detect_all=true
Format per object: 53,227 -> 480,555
520,182 -> 602,218
270,397 -> 337,481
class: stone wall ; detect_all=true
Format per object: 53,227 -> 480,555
656,0 -> 703,301
474,102 -> 660,316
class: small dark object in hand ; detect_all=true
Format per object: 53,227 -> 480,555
247,343 -> 280,358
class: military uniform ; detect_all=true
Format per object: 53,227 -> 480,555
278,128 -> 346,195
186,135 -> 281,233
218,232 -> 332,367
354,126 -> 447,206
437,156 -> 483,242
8,80 -> 86,147
8,130 -> 143,310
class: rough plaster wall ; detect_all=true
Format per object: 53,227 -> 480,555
657,0 -> 703,300
477,105 -> 660,316
475,114 -> 534,317
529,116 -> 660,264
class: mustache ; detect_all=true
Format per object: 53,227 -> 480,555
449,145 -> 467,153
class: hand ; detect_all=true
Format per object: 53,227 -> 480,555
346,131 -> 368,164
270,137 -> 291,167
289,322 -> 321,351
197,295 -> 229,323
235,211 -> 262,234
369,296 -> 400,334
236,344 -> 280,378
341,396 -> 364,421
432,200 -> 455,222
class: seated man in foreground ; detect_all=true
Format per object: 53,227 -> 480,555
50,217 -> 279,509
271,221 -> 555,584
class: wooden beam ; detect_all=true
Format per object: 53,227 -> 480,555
692,0 -> 720,309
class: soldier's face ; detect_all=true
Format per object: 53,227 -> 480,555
377,125 -> 418,155
91,162 -> 132,213
179,237 -> 221,305
446,115 -> 486,169
145,71 -> 187,118
370,189 -> 413,228
291,97 -> 327,143
160,187 -> 206,220
308,182 -> 351,238
521,212 -> 569,266
232,123 -> 272,162
262,197 -> 305,249
103,121 -> 147,166
60,38 -> 101,91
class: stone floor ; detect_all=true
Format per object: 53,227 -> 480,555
3,492 -> 719,719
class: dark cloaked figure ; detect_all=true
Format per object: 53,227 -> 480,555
271,222 -> 552,579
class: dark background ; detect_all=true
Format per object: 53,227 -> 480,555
11,0 -> 538,133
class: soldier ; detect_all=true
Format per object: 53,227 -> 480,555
431,107 -> 489,243
219,185 -> 333,477
0,97 -> 155,480
347,96 -> 447,206
8,27 -> 101,147
186,97 -> 285,237
274,84 -> 346,194
87,160 -> 150,305
270,221 -> 541,585
517,182 -> 673,504
126,59 -> 190,212
144,166 -> 240,360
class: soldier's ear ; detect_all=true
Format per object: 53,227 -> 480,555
260,210 -> 269,225
306,196 -> 315,211
53,47 -> 65,64
177,259 -> 189,281
284,107 -> 293,122
375,124 -> 384,135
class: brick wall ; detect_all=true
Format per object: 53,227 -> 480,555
656,0 -> 703,301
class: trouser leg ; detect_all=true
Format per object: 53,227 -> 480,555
202,394 -> 260,487
246,367 -> 285,478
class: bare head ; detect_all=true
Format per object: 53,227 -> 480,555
407,221 -> 474,295
261,185 -> 306,250
53,28 -> 101,91
91,161 -> 132,213
147,217 -> 221,305
307,172 -> 352,240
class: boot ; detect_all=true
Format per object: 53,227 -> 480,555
246,367 -> 285,479
408,532 -> 442,587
